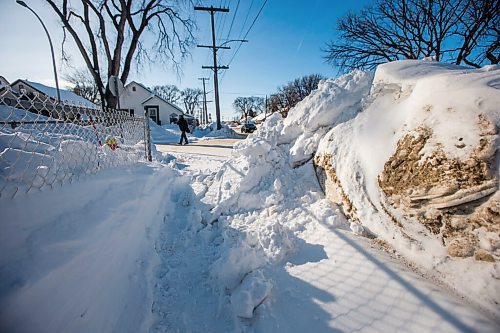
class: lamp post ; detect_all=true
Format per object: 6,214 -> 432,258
219,39 -> 248,49
16,0 -> 61,103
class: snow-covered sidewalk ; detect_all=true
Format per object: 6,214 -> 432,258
152,144 -> 499,332
0,142 -> 498,332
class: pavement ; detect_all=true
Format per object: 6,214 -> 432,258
155,138 -> 242,158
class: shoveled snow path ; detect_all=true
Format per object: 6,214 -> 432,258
165,143 -> 500,333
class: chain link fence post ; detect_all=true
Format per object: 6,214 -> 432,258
144,108 -> 152,162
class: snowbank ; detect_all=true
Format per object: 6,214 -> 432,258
314,61 -> 500,315
149,121 -> 241,145
0,164 -> 193,332
148,121 -> 181,144
193,122 -> 242,139
202,60 -> 500,320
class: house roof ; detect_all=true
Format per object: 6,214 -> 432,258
126,81 -> 184,114
11,79 -> 99,109
0,76 -> 9,87
0,76 -> 9,92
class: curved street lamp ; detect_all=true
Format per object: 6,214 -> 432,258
219,39 -> 248,49
16,0 -> 61,103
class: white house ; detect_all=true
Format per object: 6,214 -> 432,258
119,81 -> 187,125
9,79 -> 99,109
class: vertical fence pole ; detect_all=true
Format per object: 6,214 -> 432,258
144,109 -> 152,162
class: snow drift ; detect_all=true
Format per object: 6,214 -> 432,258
210,60 -> 499,319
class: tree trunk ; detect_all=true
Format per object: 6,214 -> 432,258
105,88 -> 118,110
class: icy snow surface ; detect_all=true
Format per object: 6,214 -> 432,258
1,60 -> 499,332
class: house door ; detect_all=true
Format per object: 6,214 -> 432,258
146,106 -> 159,125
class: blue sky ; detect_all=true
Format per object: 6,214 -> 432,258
0,0 -> 372,120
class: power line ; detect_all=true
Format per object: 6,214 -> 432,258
228,0 -> 269,66
237,0 -> 254,39
218,0 -> 231,39
225,0 -> 241,41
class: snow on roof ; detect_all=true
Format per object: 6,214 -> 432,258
0,76 -> 9,88
21,80 -> 99,109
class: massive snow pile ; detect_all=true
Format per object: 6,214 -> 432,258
314,61 -> 500,310
208,60 -> 499,318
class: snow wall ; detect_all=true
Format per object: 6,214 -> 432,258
216,60 -> 499,317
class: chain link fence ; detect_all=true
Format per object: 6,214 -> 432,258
0,86 -> 150,198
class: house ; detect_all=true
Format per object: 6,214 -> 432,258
9,79 -> 99,109
119,81 -> 188,125
0,76 -> 9,90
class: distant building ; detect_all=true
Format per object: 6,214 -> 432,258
119,81 -> 190,125
9,79 -> 99,109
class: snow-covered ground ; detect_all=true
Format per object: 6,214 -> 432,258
149,121 -> 242,145
1,143 -> 497,332
1,60 -> 499,332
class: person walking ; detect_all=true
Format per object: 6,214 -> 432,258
177,115 -> 189,145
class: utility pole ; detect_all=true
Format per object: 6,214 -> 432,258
194,6 -> 229,130
264,95 -> 268,121
198,77 -> 209,124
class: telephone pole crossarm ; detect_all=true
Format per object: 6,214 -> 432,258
197,44 -> 231,50
202,66 -> 229,70
194,6 -> 229,12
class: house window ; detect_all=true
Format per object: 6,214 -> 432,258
132,86 -> 136,92
19,84 -> 24,90
129,109 -> 135,116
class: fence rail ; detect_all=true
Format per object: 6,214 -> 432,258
0,87 -> 149,198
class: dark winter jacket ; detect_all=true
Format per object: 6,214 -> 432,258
177,117 -> 189,132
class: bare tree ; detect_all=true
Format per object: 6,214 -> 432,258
455,0 -> 500,66
267,93 -> 286,115
233,96 -> 265,120
64,68 -> 101,104
152,84 -> 181,104
324,0 -> 500,72
44,0 -> 196,109
181,88 -> 202,115
268,74 -> 325,117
